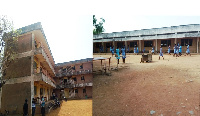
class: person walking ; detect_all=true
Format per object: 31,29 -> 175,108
32,98 -> 36,116
168,45 -> 171,55
41,97 -> 45,116
23,99 -> 28,116
159,46 -> 164,60
116,47 -> 120,64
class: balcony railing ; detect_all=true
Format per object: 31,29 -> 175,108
35,47 -> 55,75
34,72 -> 56,88
56,69 -> 93,77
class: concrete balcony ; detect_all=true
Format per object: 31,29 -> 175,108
35,47 -> 55,76
56,69 -> 93,77
75,82 -> 93,87
34,73 -> 56,88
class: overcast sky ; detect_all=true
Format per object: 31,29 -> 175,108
0,1 -> 92,64
1,0 -> 200,63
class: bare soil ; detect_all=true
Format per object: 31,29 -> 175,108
93,54 -> 200,116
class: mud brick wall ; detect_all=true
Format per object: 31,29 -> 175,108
17,33 -> 32,53
1,82 -> 31,115
3,56 -> 31,79
76,74 -> 93,84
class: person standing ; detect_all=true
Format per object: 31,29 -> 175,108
23,99 -> 28,116
134,46 -> 136,54
112,46 -> 114,57
41,97 -> 45,116
136,47 -> 139,54
179,45 -> 182,56
116,47 -> 120,64
32,98 -> 36,116
173,44 -> 177,57
159,46 -> 164,60
186,44 -> 191,56
168,45 -> 171,55
121,46 -> 126,63
151,46 -> 155,55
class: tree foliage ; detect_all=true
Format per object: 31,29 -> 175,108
0,15 -> 21,88
93,15 -> 105,35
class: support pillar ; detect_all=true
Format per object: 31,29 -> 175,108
175,38 -> 177,44
139,40 -> 141,52
125,41 -> 127,52
197,38 -> 199,53
155,39 -> 157,51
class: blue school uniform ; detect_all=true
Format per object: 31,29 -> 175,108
186,45 -> 190,53
168,46 -> 170,53
137,47 -> 139,53
160,48 -> 163,56
110,47 -> 112,52
152,47 -> 154,53
134,47 -> 136,53
179,46 -> 182,53
174,46 -> 176,54
116,49 -> 120,59
121,48 -> 126,59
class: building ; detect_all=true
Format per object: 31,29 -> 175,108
93,24 -> 200,53
1,22 -> 93,115
54,58 -> 93,99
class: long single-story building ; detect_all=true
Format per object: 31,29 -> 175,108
93,24 -> 200,53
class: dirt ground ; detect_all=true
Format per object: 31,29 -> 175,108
93,53 -> 200,116
44,99 -> 92,116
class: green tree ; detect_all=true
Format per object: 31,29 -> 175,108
0,15 -> 21,88
93,15 -> 105,35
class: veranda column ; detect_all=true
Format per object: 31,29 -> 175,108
197,37 -> 199,53
139,40 -> 141,52
155,39 -> 157,51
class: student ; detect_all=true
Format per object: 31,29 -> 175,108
116,47 -> 120,64
151,46 -> 155,55
186,44 -> 191,56
179,45 -> 182,56
159,46 -> 164,60
173,44 -> 177,57
143,47 -> 145,54
23,99 -> 28,116
41,97 -> 45,116
121,46 -> 126,63
111,46 -> 114,57
176,43 -> 179,57
134,46 -> 136,54
32,98 -> 36,116
168,45 -> 171,55
136,47 -> 139,54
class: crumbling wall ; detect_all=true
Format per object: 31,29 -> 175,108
1,82 -> 31,115
3,56 -> 31,79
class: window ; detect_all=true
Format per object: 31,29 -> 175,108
130,42 -> 137,47
72,66 -> 75,70
40,88 -> 43,95
81,76 -> 85,80
106,43 -> 111,48
117,42 -> 124,48
144,41 -> 153,47
161,40 -> 171,47
83,89 -> 86,93
75,89 -> 78,93
34,86 -> 37,95
181,39 -> 193,46
96,43 -> 101,48
73,77 -> 77,81
80,64 -> 83,69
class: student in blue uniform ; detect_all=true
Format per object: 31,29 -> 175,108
136,47 -> 139,54
143,47 -> 145,54
134,46 -> 136,54
179,45 -> 182,56
168,45 -> 171,55
176,43 -> 179,57
186,44 -> 191,56
121,46 -> 126,63
159,46 -> 164,60
151,46 -> 155,55
111,46 -> 114,57
173,44 -> 177,57
110,46 -> 112,52
116,46 -> 120,64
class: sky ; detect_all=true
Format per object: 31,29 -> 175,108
0,1 -> 93,64
1,0 -> 200,63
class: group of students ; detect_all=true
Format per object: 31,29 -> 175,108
110,45 -> 127,64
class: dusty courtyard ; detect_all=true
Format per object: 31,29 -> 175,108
93,53 -> 200,116
44,99 -> 92,116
